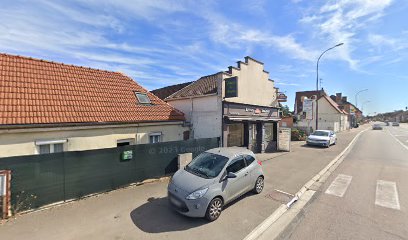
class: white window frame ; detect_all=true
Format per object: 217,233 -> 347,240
35,139 -> 67,154
149,132 -> 162,143
135,92 -> 151,104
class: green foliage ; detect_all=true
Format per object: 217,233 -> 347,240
291,128 -> 307,141
11,191 -> 37,214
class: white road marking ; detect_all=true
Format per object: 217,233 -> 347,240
387,130 -> 408,151
375,180 -> 400,210
325,174 -> 352,197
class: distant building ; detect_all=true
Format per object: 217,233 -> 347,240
294,90 -> 349,132
153,56 -> 282,153
0,53 -> 187,158
330,93 -> 362,128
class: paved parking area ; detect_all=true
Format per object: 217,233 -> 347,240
0,126 -> 368,240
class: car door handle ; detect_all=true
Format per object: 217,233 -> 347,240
244,172 -> 249,176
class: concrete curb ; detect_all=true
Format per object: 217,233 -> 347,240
243,128 -> 368,240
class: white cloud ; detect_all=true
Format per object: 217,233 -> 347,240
300,0 -> 394,70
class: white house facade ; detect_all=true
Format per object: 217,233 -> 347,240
153,57 -> 282,153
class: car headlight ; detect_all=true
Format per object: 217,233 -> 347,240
186,188 -> 208,200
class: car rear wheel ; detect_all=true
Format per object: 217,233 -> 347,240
253,176 -> 264,194
205,197 -> 223,221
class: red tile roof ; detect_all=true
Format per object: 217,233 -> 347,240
0,53 -> 184,127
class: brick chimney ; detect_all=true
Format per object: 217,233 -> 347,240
336,93 -> 342,104
342,96 -> 347,103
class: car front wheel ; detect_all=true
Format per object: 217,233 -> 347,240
253,176 -> 264,194
205,197 -> 223,221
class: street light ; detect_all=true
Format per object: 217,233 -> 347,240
355,89 -> 368,109
315,42 -> 344,130
361,100 -> 371,114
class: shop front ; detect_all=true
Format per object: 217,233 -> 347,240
222,102 -> 280,153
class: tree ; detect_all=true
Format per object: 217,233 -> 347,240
281,105 -> 291,116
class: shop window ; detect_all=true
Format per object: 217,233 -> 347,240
227,123 -> 244,147
149,132 -> 162,143
264,123 -> 275,142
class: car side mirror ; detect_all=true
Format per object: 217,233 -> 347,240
227,172 -> 237,179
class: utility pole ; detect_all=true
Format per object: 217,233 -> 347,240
316,43 -> 344,130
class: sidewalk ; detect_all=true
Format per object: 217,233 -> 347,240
0,126 -> 369,240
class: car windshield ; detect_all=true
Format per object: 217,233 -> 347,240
311,131 -> 329,136
185,152 -> 229,179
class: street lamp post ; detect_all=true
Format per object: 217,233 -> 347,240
315,43 -> 344,130
355,89 -> 368,109
361,100 -> 371,114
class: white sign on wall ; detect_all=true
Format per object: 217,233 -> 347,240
0,174 -> 5,196
303,99 -> 314,120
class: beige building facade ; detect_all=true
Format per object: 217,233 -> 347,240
155,56 -> 282,153
0,122 -> 186,158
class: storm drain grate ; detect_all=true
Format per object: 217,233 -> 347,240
266,189 -> 294,203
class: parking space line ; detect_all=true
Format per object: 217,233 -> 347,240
375,180 -> 400,210
325,174 -> 352,197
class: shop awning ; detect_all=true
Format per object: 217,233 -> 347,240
225,116 -> 281,122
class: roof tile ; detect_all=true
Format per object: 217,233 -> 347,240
0,53 -> 185,126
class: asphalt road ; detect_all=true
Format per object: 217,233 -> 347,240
281,123 -> 408,240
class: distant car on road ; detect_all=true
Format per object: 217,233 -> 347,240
385,121 -> 390,126
392,122 -> 400,126
168,147 -> 264,221
372,124 -> 383,130
306,130 -> 337,148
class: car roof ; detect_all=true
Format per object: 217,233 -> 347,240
314,130 -> 331,133
205,147 -> 254,159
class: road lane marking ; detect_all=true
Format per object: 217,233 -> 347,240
375,180 -> 400,210
325,174 -> 352,197
387,130 -> 408,151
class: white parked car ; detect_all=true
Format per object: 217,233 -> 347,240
306,130 -> 337,148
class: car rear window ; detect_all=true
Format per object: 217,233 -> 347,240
245,155 -> 255,165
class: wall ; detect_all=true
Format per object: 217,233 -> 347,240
222,58 -> 278,107
280,116 -> 294,128
168,95 -> 222,139
295,97 -> 347,132
0,122 -> 186,158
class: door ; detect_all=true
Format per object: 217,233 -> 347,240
225,156 -> 251,202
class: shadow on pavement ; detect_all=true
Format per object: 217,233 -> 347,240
130,197 -> 207,233
300,144 -> 328,149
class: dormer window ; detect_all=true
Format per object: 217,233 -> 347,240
135,92 -> 151,104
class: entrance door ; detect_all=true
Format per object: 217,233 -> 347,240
227,123 -> 244,147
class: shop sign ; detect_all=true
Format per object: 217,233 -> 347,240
225,77 -> 238,98
225,102 -> 278,117
277,93 -> 287,102
303,99 -> 314,120
121,150 -> 133,161
245,108 -> 270,114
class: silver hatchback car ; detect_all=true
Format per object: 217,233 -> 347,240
167,147 -> 264,221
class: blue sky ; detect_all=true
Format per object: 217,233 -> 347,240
1,0 -> 407,114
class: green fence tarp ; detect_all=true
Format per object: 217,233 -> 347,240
0,138 -> 219,211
